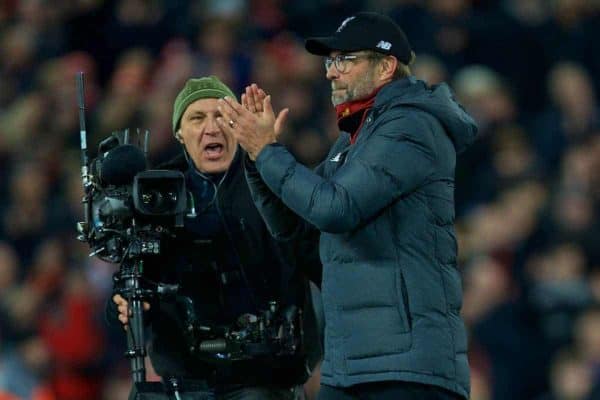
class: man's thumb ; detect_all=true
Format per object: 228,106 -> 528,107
274,108 -> 290,136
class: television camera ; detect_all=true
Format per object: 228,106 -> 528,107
74,73 -> 190,386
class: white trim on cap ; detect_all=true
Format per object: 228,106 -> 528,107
336,16 -> 356,33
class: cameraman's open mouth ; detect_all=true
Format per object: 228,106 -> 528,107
204,143 -> 224,159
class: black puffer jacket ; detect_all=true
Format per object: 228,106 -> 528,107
106,148 -> 321,385
246,77 -> 477,398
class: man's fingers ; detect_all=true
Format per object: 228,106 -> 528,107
118,314 -> 128,325
251,84 -> 263,111
217,100 -> 236,126
219,98 -> 258,135
263,96 -> 273,112
115,296 -> 149,328
222,96 -> 246,115
216,117 -> 236,136
254,86 -> 266,111
244,84 -> 265,113
217,96 -> 239,119
262,95 -> 273,115
245,86 -> 257,112
241,93 -> 248,109
116,300 -> 149,311
218,98 -> 241,122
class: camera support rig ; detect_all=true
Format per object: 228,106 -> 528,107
75,72 -> 183,387
120,257 -> 148,383
76,72 -> 149,384
114,232 -> 179,384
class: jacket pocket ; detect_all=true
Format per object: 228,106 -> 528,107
343,306 -> 412,360
396,267 -> 412,333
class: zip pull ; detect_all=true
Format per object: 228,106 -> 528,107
186,191 -> 197,218
239,218 -> 246,231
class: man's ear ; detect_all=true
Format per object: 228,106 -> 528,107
175,130 -> 184,143
379,55 -> 398,81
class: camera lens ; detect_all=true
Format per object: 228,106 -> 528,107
141,189 -> 178,214
133,170 -> 186,218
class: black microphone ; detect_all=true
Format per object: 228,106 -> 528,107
100,144 -> 147,186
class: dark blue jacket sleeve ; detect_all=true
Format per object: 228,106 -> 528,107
245,151 -> 325,241
254,114 -> 436,233
245,154 -> 306,240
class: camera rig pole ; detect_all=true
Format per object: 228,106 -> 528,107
120,258 -> 147,383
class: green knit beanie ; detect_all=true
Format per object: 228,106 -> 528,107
172,76 -> 237,133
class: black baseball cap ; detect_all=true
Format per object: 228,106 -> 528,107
305,12 -> 413,64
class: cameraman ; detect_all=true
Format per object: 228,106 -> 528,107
107,76 -> 321,399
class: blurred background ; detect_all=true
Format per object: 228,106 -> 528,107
0,0 -> 599,399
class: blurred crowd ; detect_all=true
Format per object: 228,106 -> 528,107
0,0 -> 599,399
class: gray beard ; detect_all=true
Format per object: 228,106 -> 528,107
331,70 -> 377,106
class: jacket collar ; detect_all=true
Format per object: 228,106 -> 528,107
373,76 -> 417,108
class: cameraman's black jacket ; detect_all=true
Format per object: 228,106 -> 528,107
106,148 -> 321,385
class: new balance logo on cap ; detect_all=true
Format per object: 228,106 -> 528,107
376,40 -> 392,50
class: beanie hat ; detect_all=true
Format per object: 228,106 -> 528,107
172,76 -> 236,133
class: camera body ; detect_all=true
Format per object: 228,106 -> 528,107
81,131 -> 188,262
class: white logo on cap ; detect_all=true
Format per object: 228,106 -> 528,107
376,40 -> 392,50
337,16 -> 356,32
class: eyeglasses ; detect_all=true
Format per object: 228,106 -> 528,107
324,53 -> 376,73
